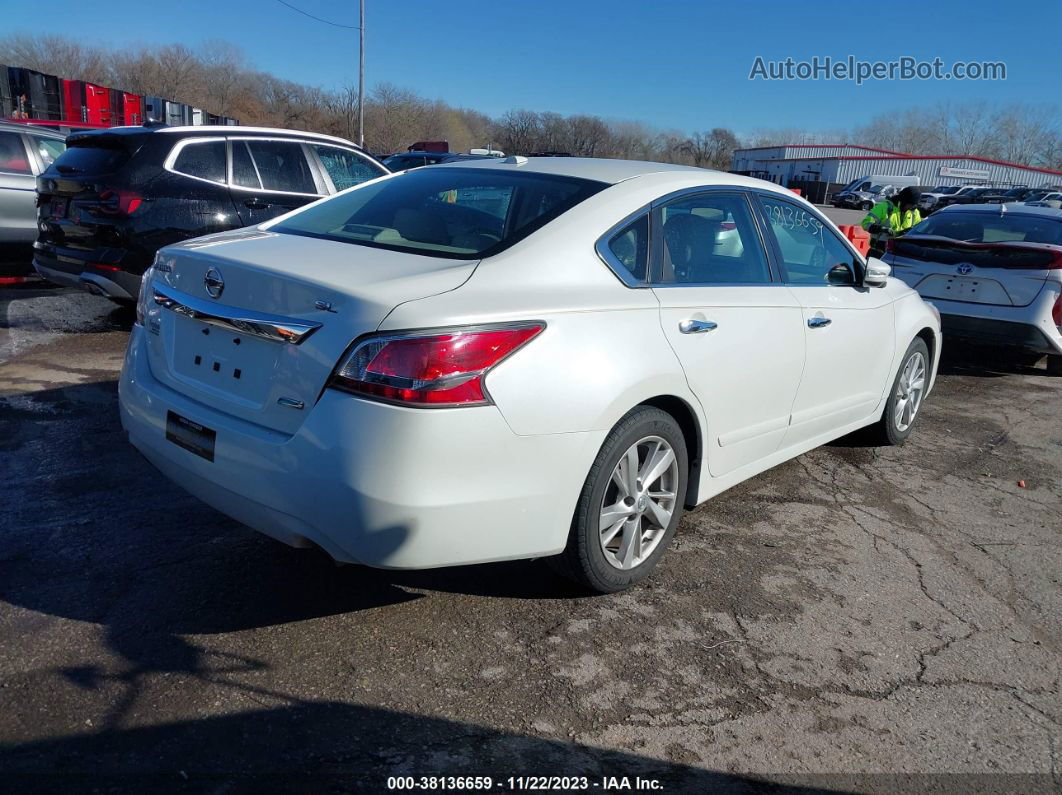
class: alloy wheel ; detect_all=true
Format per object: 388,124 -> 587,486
598,435 -> 680,570
893,351 -> 926,432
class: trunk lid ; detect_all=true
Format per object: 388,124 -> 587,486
887,236 -> 1060,307
142,229 -> 477,434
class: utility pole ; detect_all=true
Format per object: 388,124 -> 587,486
358,0 -> 365,149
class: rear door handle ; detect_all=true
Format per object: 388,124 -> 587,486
679,319 -> 718,334
807,316 -> 832,329
243,198 -> 270,209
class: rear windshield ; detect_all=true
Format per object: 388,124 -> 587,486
272,166 -> 607,259
50,142 -> 132,175
911,212 -> 1062,245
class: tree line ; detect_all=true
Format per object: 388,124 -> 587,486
2,34 -> 1059,170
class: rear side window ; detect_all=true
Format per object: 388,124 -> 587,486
606,215 -> 649,281
243,140 -> 317,194
50,142 -> 131,175
311,144 -> 384,191
272,166 -> 606,259
0,132 -> 30,174
171,141 -> 226,184
658,193 -> 771,284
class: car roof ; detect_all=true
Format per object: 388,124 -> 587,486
430,156 -> 765,187
66,124 -> 361,148
0,120 -> 67,139
935,203 -> 1062,218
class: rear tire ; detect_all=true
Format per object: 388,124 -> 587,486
549,406 -> 688,593
872,338 -> 930,446
1048,355 -> 1062,377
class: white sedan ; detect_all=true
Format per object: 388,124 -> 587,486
119,158 -> 941,592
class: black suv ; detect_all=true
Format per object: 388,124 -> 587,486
34,125 -> 387,302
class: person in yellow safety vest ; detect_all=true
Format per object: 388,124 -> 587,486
862,186 -> 923,257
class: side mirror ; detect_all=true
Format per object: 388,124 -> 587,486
864,258 -> 891,287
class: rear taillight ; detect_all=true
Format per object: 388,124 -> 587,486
98,188 -> 143,216
1052,293 -> 1062,329
329,324 -> 545,407
136,267 -> 154,327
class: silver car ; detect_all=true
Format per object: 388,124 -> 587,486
0,121 -> 66,268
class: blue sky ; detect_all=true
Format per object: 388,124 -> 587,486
8,0 -> 1059,134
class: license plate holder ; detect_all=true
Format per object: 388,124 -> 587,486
166,410 -> 216,462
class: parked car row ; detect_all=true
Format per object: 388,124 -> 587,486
15,138 -> 1061,591
919,184 -> 1062,214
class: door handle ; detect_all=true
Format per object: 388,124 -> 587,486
679,319 -> 718,334
807,316 -> 832,329
243,198 -> 270,209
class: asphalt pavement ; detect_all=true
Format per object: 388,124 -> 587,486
0,277 -> 1059,794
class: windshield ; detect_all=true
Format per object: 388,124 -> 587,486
911,212 -> 1062,245
272,166 -> 607,259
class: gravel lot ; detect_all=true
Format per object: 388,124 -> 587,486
1,272 -> 1059,793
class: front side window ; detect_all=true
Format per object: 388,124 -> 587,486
758,196 -> 857,285
171,140 -> 226,184
606,214 -> 649,281
243,140 -> 317,194
312,144 -> 385,191
657,192 -> 770,284
0,132 -> 30,174
30,135 -> 65,168
272,166 -> 606,259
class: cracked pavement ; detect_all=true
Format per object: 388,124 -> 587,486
0,283 -> 1059,793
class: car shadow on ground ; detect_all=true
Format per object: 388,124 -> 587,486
0,701 -> 846,793
1,380 -> 586,665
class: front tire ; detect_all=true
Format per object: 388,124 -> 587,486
873,338 -> 930,445
550,407 -> 688,593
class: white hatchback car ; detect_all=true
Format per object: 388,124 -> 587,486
882,203 -> 1062,375
119,158 -> 941,592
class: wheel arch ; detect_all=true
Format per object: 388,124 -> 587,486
914,325 -> 939,394
637,394 -> 703,508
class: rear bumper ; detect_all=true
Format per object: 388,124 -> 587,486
118,324 -> 604,569
921,284 -> 1062,354
939,314 -> 1061,354
33,248 -> 141,300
